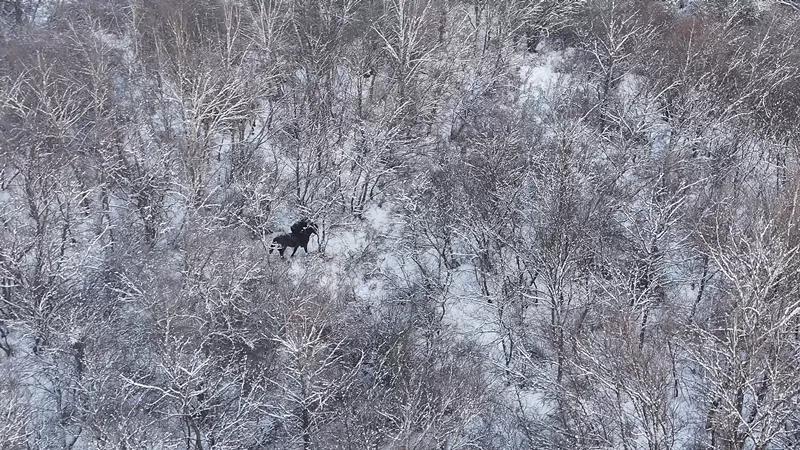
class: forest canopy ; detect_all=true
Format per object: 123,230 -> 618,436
1,0 -> 800,448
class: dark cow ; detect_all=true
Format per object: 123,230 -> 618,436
270,219 -> 318,257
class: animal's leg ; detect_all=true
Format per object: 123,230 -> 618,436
303,244 -> 308,253
270,238 -> 278,254
279,248 -> 285,257
291,246 -> 299,256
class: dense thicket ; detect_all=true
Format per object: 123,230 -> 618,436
2,0 -> 799,448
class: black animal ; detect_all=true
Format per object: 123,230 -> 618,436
270,219 -> 318,257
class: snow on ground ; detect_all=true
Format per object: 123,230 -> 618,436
278,202 -> 404,304
517,48 -> 572,105
363,203 -> 394,234
324,227 -> 369,260
440,265 -> 497,343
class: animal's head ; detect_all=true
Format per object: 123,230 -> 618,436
303,221 -> 318,236
291,218 -> 318,236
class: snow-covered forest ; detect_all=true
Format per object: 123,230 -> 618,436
1,0 -> 799,448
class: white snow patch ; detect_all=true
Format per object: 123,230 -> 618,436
363,204 -> 394,234
517,50 -> 570,104
324,229 -> 368,259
